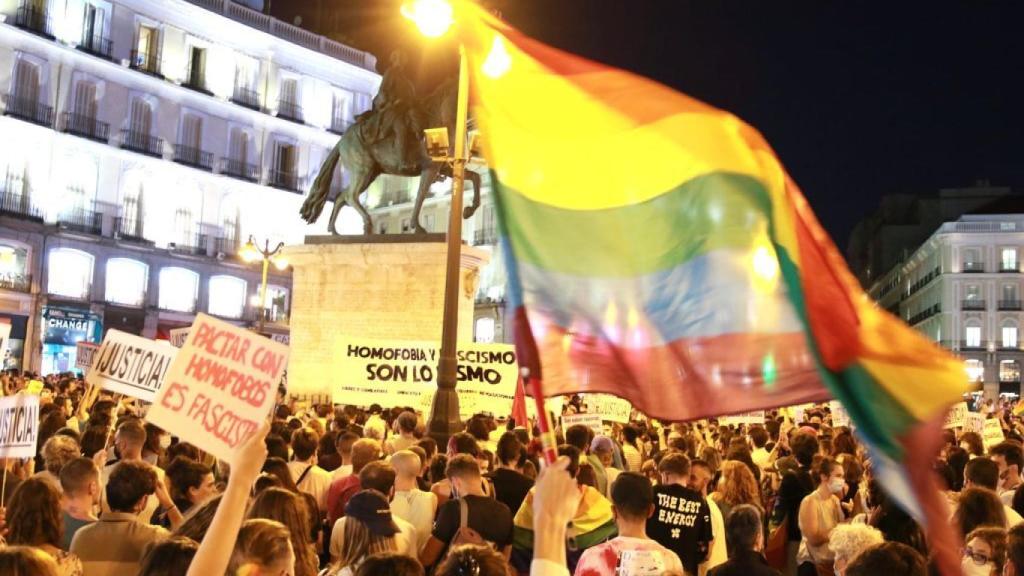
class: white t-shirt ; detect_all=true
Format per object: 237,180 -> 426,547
698,495 -> 728,576
391,488 -> 438,552
751,447 -> 771,471
332,464 -> 353,481
329,514 -> 418,561
287,460 -> 332,511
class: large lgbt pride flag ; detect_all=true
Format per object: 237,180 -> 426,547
456,3 -> 967,570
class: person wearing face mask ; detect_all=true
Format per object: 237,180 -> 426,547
796,457 -> 845,576
59,458 -> 101,551
142,424 -> 170,468
961,526 -> 1007,576
991,442 -> 1024,507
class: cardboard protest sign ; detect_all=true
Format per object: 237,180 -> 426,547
75,342 -> 100,371
147,314 -> 289,463
983,418 -> 1006,449
964,412 -> 985,434
792,403 -> 813,424
0,394 -> 39,458
334,338 -> 518,419
830,401 -> 851,428
562,412 -> 603,436
169,328 -> 190,348
586,393 -> 633,424
85,330 -> 176,403
720,411 -> 765,426
943,402 -> 969,429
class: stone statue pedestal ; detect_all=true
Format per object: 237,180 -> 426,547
282,234 -> 490,396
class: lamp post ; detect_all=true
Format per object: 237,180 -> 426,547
404,0 -> 469,444
240,235 -> 287,335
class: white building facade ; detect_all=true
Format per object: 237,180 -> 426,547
869,214 -> 1024,398
0,0 -> 380,373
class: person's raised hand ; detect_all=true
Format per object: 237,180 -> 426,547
230,419 -> 270,488
533,456 -> 579,528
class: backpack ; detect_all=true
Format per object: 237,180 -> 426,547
448,498 -> 490,552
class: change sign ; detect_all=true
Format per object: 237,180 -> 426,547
147,314 -> 289,463
0,394 -> 39,458
86,330 -> 177,403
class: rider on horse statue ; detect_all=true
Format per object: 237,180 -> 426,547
357,51 -> 424,174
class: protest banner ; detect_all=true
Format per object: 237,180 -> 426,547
146,313 -> 289,463
76,342 -> 100,371
334,338 -> 518,419
0,394 -> 39,459
964,412 -> 985,434
983,418 -> 1006,449
720,411 -> 765,426
586,393 -> 633,424
85,330 -> 177,403
562,412 -> 603,436
792,403 -> 813,424
830,400 -> 851,428
169,328 -> 190,348
943,402 -> 969,429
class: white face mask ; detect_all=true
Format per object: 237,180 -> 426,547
829,478 -> 844,495
159,435 -> 171,449
961,557 -> 992,576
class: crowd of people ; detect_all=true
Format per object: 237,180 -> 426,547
2,371 -> 1024,576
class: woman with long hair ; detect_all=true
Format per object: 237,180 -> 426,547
955,487 -> 1007,539
796,456 -> 845,576
711,460 -> 762,521
247,487 -> 319,576
262,456 -> 321,545
326,490 -> 399,576
5,478 -> 84,576
138,536 -> 199,576
228,519 -> 296,576
0,547 -> 59,576
173,494 -> 223,543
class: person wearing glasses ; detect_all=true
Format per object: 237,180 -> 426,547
962,526 -> 1007,576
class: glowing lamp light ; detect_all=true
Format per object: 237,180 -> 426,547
482,36 -> 511,78
401,0 -> 454,38
272,256 -> 289,271
0,246 -> 16,273
239,239 -> 260,263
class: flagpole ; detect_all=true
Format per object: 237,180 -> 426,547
522,368 -> 558,465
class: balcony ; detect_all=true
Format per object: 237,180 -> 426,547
0,273 -> 31,293
906,267 -> 940,297
129,49 -> 163,78
328,117 -> 352,136
254,308 -> 289,326
113,216 -> 149,244
181,58 -> 212,96
77,33 -> 113,60
268,169 -> 300,193
219,158 -> 260,183
214,236 -> 238,257
1000,300 -> 1023,311
960,340 -> 988,351
231,87 -> 262,111
962,299 -> 987,311
907,304 -> 941,326
3,94 -> 53,128
1001,265 -> 1020,273
473,228 -> 497,246
61,112 -> 109,143
173,144 -> 214,171
120,129 -> 163,158
0,174 -> 42,222
57,205 -> 102,236
962,262 -> 985,273
170,234 -> 209,256
14,4 -> 55,39
276,101 -> 304,124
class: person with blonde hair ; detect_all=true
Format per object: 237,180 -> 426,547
712,460 -> 762,521
328,490 -> 399,575
0,546 -> 60,576
228,519 -> 297,576
247,487 -> 319,576
827,524 -> 883,576
36,435 -> 80,490
5,478 -> 84,576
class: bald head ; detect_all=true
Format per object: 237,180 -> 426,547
391,450 -> 422,478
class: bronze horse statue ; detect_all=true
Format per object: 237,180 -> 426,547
300,79 -> 481,234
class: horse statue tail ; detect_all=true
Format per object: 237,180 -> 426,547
300,144 -> 340,224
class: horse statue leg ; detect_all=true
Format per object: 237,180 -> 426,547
411,162 -> 441,234
462,168 -> 482,219
349,166 -> 381,235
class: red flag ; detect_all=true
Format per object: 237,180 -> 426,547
511,376 -> 528,428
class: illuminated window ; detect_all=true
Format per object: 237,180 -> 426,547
47,249 -> 93,299
475,317 -> 495,343
1004,326 -> 1019,349
1003,249 -> 1018,271
965,326 -> 982,348
1001,360 -> 1020,383
105,258 -> 148,307
209,275 -> 246,319
966,359 -> 984,383
158,267 -> 198,312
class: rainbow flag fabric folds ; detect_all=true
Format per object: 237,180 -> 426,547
457,3 -> 967,566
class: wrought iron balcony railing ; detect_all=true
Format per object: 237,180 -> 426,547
173,144 -> 213,171
61,112 -> 109,143
4,94 -> 53,128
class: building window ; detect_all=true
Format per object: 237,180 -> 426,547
0,244 -> 29,291
965,285 -> 981,300
966,359 -> 984,383
106,258 -> 148,307
260,285 -> 289,323
1001,360 -> 1020,383
209,275 -> 246,319
1004,326 -> 1019,349
1003,249 -> 1018,272
48,248 -> 93,299
475,317 -> 495,344
158,267 -> 198,312
965,326 -> 982,348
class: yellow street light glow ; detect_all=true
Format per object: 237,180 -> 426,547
239,239 -> 260,263
272,256 -> 289,271
401,0 -> 454,38
482,36 -> 511,78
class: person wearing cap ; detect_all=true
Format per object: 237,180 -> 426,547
327,489 -> 400,576
590,436 -> 621,500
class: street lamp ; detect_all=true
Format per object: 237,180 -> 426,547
404,0 -> 470,444
240,235 -> 287,334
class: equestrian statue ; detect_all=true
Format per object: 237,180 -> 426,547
300,51 -> 481,234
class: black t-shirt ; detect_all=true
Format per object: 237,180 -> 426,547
487,468 -> 534,515
774,466 -> 814,541
646,483 -> 713,576
433,494 -> 513,548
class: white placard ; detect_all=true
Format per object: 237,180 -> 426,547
334,338 -> 518,419
983,418 -> 1006,448
586,393 -> 633,424
146,314 -> 289,463
964,412 -> 985,434
720,411 -> 766,426
76,341 -> 100,371
85,329 -> 177,403
792,403 -> 813,424
830,401 -> 851,428
0,394 -> 39,458
169,328 -> 190,348
943,402 -> 969,429
562,412 -> 603,436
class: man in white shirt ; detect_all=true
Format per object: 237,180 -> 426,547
364,404 -> 387,441
389,450 -> 437,552
749,426 -> 772,471
991,442 -> 1024,507
691,459 -> 727,576
287,427 -> 333,511
332,431 -> 359,481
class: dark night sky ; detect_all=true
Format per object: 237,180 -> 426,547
316,0 -> 1024,248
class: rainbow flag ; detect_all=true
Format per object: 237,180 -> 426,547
458,4 -> 967,572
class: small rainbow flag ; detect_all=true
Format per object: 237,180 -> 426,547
457,4 -> 967,573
